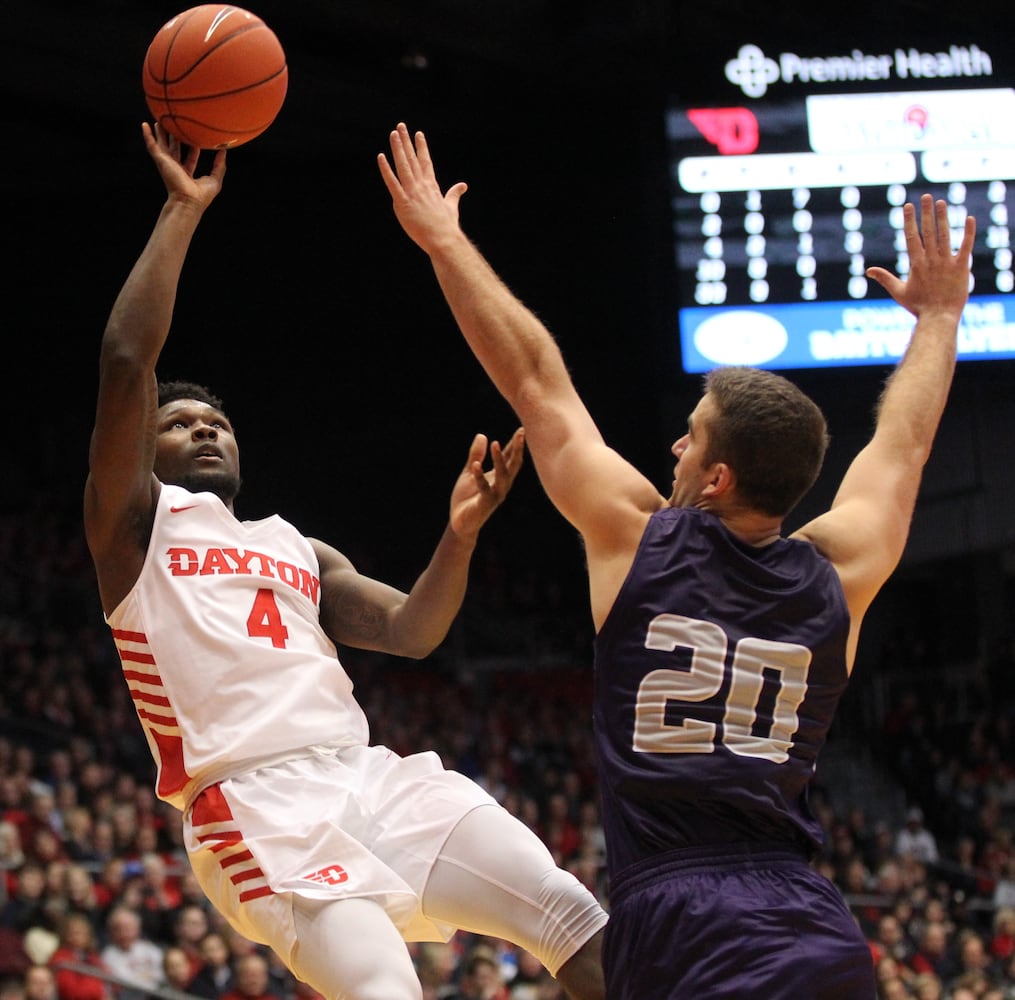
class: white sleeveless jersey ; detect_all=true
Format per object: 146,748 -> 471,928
106,484 -> 370,811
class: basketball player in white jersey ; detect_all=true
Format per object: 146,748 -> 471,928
84,123 -> 607,1000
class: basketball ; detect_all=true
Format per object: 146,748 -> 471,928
142,5 -> 288,149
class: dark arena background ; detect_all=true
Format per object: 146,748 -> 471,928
4,0 -> 1015,994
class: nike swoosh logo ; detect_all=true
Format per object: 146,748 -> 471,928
169,505 -> 199,513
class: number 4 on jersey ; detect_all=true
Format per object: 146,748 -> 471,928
246,588 -> 290,648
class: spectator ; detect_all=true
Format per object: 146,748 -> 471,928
506,950 -> 547,1000
169,904 -> 208,982
47,911 -> 110,1000
876,974 -> 909,1000
221,926 -> 259,964
97,906 -> 163,1000
415,941 -> 461,1000
873,956 -> 911,996
26,836 -> 64,880
22,968 -> 56,1000
993,859 -> 1015,912
871,913 -> 914,968
949,929 -> 1001,991
895,807 -> 940,866
910,920 -> 958,982
0,821 -> 26,894
990,905 -> 1015,963
161,947 -> 193,993
949,986 -> 978,1000
541,793 -> 579,867
60,868 -> 100,937
187,931 -> 234,999
89,860 -> 125,916
58,811 -> 95,866
136,853 -> 179,942
0,976 -> 26,1000
220,954 -> 280,1000
456,950 -> 509,1000
0,864 -> 48,936
910,971 -> 943,999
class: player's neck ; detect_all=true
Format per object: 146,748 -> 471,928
717,509 -> 783,548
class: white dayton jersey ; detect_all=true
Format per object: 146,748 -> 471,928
106,484 -> 369,811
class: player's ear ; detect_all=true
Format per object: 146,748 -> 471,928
702,462 -> 734,498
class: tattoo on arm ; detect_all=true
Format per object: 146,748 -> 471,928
321,582 -> 387,643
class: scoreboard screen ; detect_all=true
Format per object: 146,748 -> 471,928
668,45 -> 1015,372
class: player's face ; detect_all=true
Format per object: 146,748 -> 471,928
155,399 -> 241,504
668,393 -> 716,508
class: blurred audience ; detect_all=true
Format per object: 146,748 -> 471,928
7,489 -> 1015,999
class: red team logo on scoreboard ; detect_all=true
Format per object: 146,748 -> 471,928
687,108 -> 760,155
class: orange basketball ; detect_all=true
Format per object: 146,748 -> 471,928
142,5 -> 288,149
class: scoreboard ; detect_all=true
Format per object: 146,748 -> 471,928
668,50 -> 1015,372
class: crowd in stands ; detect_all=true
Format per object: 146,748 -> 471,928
4,489 -> 1015,999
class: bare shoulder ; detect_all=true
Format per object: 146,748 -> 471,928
307,538 -> 356,578
86,476 -> 162,616
789,510 -> 888,626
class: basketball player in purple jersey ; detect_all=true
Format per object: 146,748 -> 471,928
380,121 -> 976,999
85,123 -> 607,1000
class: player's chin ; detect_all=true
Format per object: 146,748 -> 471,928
179,469 -> 242,503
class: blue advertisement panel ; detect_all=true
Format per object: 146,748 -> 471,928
679,295 -> 1015,372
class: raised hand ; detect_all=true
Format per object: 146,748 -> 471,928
449,428 -> 526,540
866,194 -> 976,320
377,122 -> 468,252
142,121 -> 227,212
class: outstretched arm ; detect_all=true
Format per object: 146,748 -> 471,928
378,124 -> 662,624
84,124 -> 226,612
315,430 -> 525,657
794,195 -> 975,656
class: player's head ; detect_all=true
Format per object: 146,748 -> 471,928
155,379 -> 242,505
673,366 -> 828,518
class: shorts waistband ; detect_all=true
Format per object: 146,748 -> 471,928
182,740 -> 358,814
609,841 -> 809,907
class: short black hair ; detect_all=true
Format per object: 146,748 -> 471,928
702,366 -> 829,518
157,380 -> 227,414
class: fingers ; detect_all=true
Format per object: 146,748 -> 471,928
933,196 -> 951,252
382,122 -> 437,183
387,122 -> 413,179
182,141 -> 200,176
376,151 -> 399,195
378,123 -> 421,199
864,265 -> 899,293
500,428 -> 526,469
906,195 -> 946,257
389,122 -> 421,180
463,429 -> 525,496
904,194 -> 976,266
958,212 -> 977,266
413,127 -> 433,174
210,146 -> 228,183
917,193 -> 936,251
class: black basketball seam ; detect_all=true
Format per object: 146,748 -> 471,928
149,22 -> 278,86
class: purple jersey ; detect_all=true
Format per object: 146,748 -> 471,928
593,506 -> 850,877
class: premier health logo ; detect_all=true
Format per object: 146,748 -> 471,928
725,45 -> 780,98
724,43 -> 993,98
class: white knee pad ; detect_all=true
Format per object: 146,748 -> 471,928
423,805 -> 608,975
